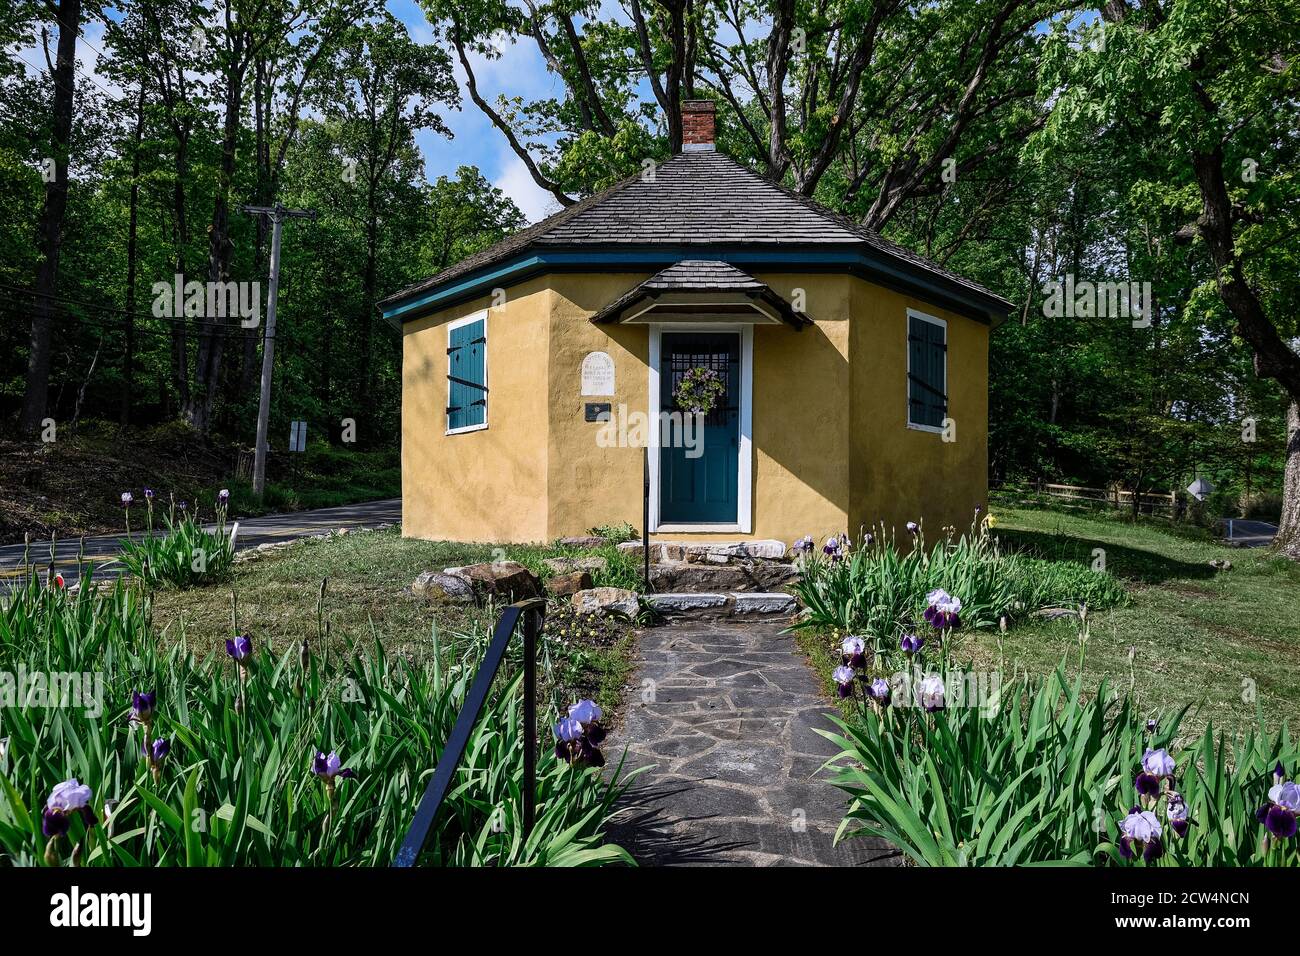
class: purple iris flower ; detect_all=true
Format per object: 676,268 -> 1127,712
923,589 -> 962,630
918,675 -> 945,712
841,635 -> 866,668
793,535 -> 814,555
178,500 -> 188,511
131,690 -> 155,722
906,521 -> 919,536
863,532 -> 874,548
1136,748 -> 1176,798
121,491 -> 133,506
1118,807 -> 1163,861
42,779 -> 96,838
1146,718 -> 1157,734
144,737 -> 170,761
554,703 -> 606,767
568,699 -> 606,744
900,633 -> 923,655
1166,792 -> 1189,837
822,535 -> 842,559
867,678 -> 891,705
832,665 -> 856,699
1275,762 -> 1286,785
312,751 -> 356,780
568,699 -> 602,725
144,488 -> 154,500
225,633 -> 253,662
1257,779 -> 1300,839
218,488 -> 230,505
554,717 -> 584,743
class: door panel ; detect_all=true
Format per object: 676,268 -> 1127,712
660,332 -> 740,524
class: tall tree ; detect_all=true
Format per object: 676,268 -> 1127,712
19,0 -> 83,433
1051,0 -> 1300,553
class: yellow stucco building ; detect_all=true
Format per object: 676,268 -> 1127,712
380,102 -> 1011,549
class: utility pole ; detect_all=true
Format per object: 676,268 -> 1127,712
239,203 -> 317,498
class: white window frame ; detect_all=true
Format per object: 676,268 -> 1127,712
446,310 -> 489,435
905,308 -> 948,435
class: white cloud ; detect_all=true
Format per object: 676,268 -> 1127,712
494,152 -> 561,224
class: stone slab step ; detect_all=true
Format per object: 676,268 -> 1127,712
617,539 -> 790,564
647,561 -> 799,593
646,591 -> 797,618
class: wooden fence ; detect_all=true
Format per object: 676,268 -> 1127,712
992,480 -> 1179,515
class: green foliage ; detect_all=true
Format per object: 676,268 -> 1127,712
820,665 -> 1299,867
790,523 -> 1125,655
116,508 -> 236,590
0,574 -> 632,867
585,521 -> 638,543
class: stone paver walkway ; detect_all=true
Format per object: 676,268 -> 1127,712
606,619 -> 899,866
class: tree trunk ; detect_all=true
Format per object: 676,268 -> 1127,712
170,128 -> 190,412
1276,403 -> 1300,558
19,0 -> 81,433
120,82 -> 145,426
188,57 -> 244,433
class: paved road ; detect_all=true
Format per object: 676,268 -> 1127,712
1221,519 -> 1278,549
0,498 -> 402,587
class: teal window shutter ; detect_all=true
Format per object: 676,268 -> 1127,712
907,315 -> 946,429
447,317 -> 487,431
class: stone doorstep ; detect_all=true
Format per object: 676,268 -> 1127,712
617,539 -> 790,564
647,592 -> 796,618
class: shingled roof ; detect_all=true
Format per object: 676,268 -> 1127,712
590,260 -> 812,328
380,150 -> 1013,319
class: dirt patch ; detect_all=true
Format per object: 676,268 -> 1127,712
0,423 -> 239,544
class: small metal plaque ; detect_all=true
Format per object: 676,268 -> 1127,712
585,402 -> 612,422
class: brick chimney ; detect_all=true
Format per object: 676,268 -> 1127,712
681,100 -> 716,152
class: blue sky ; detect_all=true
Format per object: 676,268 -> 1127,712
387,0 -> 564,223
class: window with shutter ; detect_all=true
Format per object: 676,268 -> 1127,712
446,312 -> 487,433
906,310 -> 947,431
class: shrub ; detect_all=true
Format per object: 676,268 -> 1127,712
587,522 -> 639,543
0,575 -> 632,867
790,521 -> 1124,649
818,665 -> 1299,866
116,497 -> 235,589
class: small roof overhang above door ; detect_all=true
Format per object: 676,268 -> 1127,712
590,260 -> 812,329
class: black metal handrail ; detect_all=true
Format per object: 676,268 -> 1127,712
393,596 -> 545,867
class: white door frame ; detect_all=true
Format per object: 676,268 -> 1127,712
647,323 -> 753,534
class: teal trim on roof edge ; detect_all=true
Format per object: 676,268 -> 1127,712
382,247 -> 1007,324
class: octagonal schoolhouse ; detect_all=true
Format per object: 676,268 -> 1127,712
380,102 -> 1012,547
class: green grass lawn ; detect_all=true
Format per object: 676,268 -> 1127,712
148,528 -> 639,720
978,506 -> 1299,738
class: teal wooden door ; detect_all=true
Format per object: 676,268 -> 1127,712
660,332 -> 740,524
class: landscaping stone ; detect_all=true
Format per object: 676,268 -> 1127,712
545,570 -> 593,597
605,619 -> 898,867
442,561 -> 541,602
572,586 -> 640,617
731,592 -> 797,614
559,535 -> 609,548
411,570 -> 475,603
543,555 -> 608,575
647,592 -> 729,613
1209,558 -> 1232,570
617,541 -> 665,561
